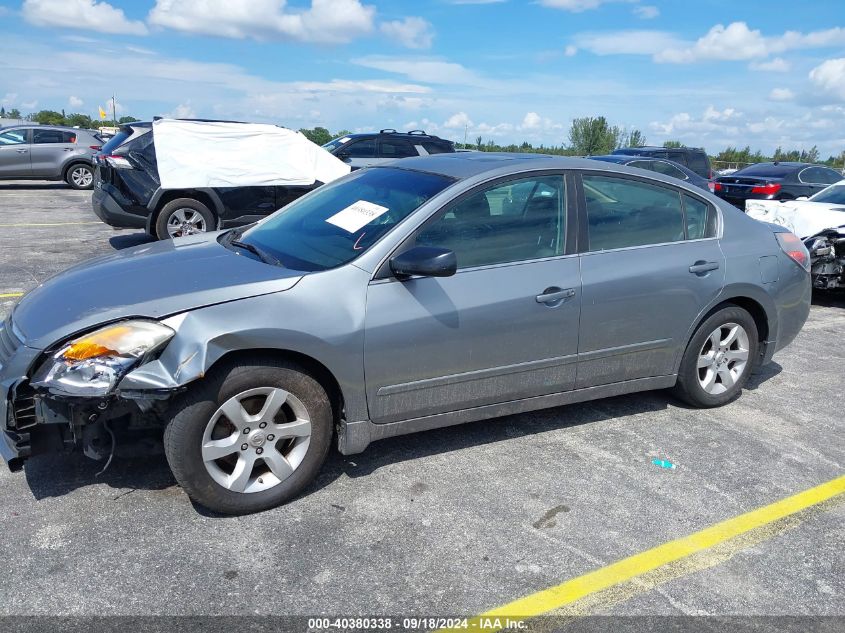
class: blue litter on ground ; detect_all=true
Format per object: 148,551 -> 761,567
652,458 -> 677,469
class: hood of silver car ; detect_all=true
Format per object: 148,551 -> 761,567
12,233 -> 303,349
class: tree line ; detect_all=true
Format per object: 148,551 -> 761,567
0,107 -> 139,129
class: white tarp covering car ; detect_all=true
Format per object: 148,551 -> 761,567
153,119 -> 350,190
747,180 -> 845,289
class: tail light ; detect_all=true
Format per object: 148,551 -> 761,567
89,145 -> 102,151
104,155 -> 133,169
751,182 -> 781,195
775,232 -> 810,271
712,182 -> 723,192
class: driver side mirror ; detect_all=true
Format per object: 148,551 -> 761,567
390,246 -> 457,279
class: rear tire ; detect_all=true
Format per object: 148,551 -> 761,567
155,198 -> 215,240
673,306 -> 758,408
163,358 -> 333,515
65,163 -> 94,190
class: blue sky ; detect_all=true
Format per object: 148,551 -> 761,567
1,0 -> 844,156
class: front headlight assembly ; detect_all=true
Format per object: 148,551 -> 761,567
32,320 -> 175,397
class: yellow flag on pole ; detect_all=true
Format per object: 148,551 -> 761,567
98,106 -> 107,120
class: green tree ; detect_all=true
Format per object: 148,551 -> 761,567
624,129 -> 647,148
9,108 -> 21,119
118,116 -> 140,124
33,110 -> 66,125
298,126 -> 332,145
567,116 -> 623,155
476,135 -> 483,150
334,129 -> 353,138
66,113 -> 93,128
0,106 -> 5,118
663,140 -> 683,148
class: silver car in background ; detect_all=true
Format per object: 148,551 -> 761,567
0,125 -> 103,189
0,154 -> 811,514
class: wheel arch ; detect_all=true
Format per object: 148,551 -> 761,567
146,189 -> 223,233
61,159 -> 93,181
200,348 -> 345,430
677,292 -> 773,372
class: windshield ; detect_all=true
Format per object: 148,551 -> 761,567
810,182 -> 845,204
322,136 -> 353,152
235,167 -> 455,271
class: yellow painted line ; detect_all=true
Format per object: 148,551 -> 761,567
0,221 -> 101,227
447,475 -> 845,630
0,293 -> 24,298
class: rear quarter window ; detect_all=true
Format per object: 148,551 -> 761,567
687,153 -> 710,177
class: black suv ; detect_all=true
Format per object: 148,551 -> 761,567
92,122 -> 316,240
322,129 -> 455,170
612,146 -> 713,180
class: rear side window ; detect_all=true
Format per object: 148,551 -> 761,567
345,139 -> 376,158
800,167 -> 842,185
379,139 -> 417,159
667,150 -> 687,166
687,152 -> 710,178
583,175 -> 685,251
422,141 -> 452,155
650,160 -> 688,181
33,129 -> 76,144
683,194 -> 715,239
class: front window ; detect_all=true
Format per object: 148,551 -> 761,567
322,136 -> 352,152
0,129 -> 27,145
233,167 -> 454,271
416,175 -> 566,269
810,183 -> 845,204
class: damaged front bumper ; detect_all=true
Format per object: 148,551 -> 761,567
806,230 -> 845,290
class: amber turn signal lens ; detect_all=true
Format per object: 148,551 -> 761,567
61,325 -> 133,361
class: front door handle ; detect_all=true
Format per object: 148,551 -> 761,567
16,149 -> 28,153
689,261 -> 719,275
536,287 -> 576,304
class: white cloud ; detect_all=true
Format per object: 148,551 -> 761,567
655,22 -> 845,63
69,95 -> 84,108
521,112 -> 542,129
539,0 -> 623,11
574,30 -> 684,56
749,57 -> 790,72
148,0 -> 376,44
809,58 -> 845,101
633,5 -> 659,19
2,93 -> 19,106
23,0 -> 148,36
380,17 -> 434,50
564,45 -> 578,57
444,112 -> 473,129
169,102 -> 197,119
769,88 -> 794,102
352,56 -> 484,85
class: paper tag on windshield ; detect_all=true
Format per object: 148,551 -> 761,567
338,137 -> 351,144
326,200 -> 389,233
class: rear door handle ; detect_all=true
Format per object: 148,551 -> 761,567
536,287 -> 576,304
16,149 -> 28,153
689,261 -> 719,275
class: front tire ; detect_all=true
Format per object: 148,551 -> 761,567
155,198 -> 215,240
66,163 -> 94,190
673,305 -> 758,408
163,359 -> 333,515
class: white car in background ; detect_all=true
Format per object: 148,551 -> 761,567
747,180 -> 845,290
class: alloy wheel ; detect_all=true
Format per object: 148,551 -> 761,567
71,166 -> 93,188
167,208 -> 208,238
201,387 -> 312,494
696,322 -> 750,395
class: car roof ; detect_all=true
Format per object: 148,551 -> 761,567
380,152 -> 694,182
341,131 -> 447,141
614,146 -> 705,153
1,124 -> 96,132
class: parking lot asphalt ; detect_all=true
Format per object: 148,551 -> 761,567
0,181 -> 843,619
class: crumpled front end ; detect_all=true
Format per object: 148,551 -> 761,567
805,230 -> 845,290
